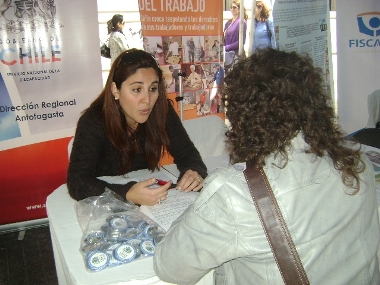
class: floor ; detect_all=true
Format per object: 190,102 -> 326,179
0,224 -> 59,285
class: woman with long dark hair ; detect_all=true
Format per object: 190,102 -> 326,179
107,14 -> 129,64
68,49 -> 207,206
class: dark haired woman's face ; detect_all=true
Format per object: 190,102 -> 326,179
117,21 -> 125,30
111,67 -> 159,129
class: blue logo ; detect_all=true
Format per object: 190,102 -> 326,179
349,12 -> 380,48
357,12 -> 380,37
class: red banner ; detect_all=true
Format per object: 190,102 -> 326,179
0,0 -> 102,225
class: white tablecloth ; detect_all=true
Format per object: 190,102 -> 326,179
46,155 -> 230,285
47,184 -> 178,285
47,145 -> 380,284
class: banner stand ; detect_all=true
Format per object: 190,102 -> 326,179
0,218 -> 49,235
177,71 -> 186,121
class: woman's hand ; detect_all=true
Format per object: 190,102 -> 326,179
126,178 -> 172,206
176,170 -> 204,192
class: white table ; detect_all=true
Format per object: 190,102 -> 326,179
46,155 -> 229,285
47,144 -> 380,284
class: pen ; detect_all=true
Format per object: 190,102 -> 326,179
155,179 -> 177,189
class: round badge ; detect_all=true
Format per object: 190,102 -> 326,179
140,240 -> 155,256
106,228 -> 122,242
109,217 -> 128,231
84,231 -> 105,244
113,243 -> 137,263
126,214 -> 144,227
138,220 -> 149,231
127,238 -> 142,258
118,227 -> 141,241
86,250 -> 110,271
106,214 -> 125,222
105,243 -> 123,267
143,224 -> 160,240
81,241 -> 101,253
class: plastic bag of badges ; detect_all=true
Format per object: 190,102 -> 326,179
75,188 -> 166,272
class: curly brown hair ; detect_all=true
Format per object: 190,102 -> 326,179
256,1 -> 271,21
224,48 -> 365,193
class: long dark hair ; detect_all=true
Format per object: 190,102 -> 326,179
224,48 -> 365,193
88,49 -> 169,173
107,14 -> 123,35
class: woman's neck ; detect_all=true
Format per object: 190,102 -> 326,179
232,15 -> 239,22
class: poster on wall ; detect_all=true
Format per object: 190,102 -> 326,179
138,0 -> 224,119
0,0 -> 103,225
272,0 -> 333,98
336,0 -> 380,134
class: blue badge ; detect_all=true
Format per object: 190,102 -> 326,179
86,250 -> 110,271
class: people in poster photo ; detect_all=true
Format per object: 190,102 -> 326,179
196,89 -> 210,116
198,45 -> 205,62
165,36 -> 181,64
204,36 -> 223,62
184,64 -> 202,90
182,91 -> 197,110
186,37 -> 195,63
142,36 -> 165,65
183,36 -> 204,63
164,64 -> 181,93
210,90 -> 223,114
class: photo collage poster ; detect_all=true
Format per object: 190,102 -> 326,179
138,1 -> 224,118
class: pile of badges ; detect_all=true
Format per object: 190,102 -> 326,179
80,212 -> 165,272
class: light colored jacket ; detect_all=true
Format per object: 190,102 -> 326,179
367,89 -> 380,128
154,134 -> 380,285
253,18 -> 276,52
109,31 -> 129,64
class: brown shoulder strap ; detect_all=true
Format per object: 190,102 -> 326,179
243,165 -> 310,285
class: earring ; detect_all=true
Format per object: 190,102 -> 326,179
115,97 -> 118,100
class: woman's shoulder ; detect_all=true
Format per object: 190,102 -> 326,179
224,19 -> 232,28
194,164 -> 245,204
78,105 -> 104,127
110,31 -> 124,39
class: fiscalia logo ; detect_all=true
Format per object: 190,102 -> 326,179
357,12 -> 380,37
348,12 -> 380,48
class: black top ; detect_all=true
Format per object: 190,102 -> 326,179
67,101 -> 207,201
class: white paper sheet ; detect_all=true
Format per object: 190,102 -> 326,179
139,190 -> 198,231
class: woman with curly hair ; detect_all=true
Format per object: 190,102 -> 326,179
154,48 -> 380,284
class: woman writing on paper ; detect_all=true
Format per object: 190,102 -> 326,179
67,49 -> 207,206
107,14 -> 129,65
